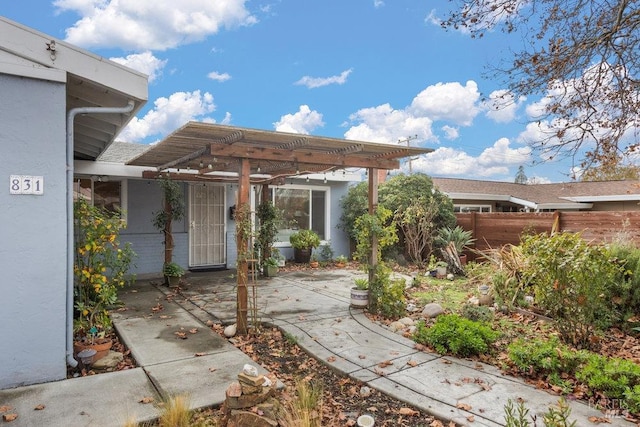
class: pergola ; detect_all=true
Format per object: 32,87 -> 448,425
128,122 -> 432,333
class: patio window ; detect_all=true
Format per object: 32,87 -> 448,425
454,204 -> 491,213
271,186 -> 328,244
73,178 -> 122,213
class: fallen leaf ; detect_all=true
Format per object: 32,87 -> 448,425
209,367 -> 217,372
398,407 -> 419,416
378,360 -> 393,368
441,359 -> 452,364
456,402 -> 472,411
327,356 -> 336,363
0,406 -> 12,412
139,396 -> 155,404
359,354 -> 367,359
189,328 -> 198,334
151,303 -> 163,312
194,352 -> 205,357
367,406 -> 378,412
174,331 -> 187,339
467,415 -> 475,422
2,413 -> 18,422
33,404 -> 45,411
373,367 -> 387,376
407,359 -> 418,367
588,416 -> 611,423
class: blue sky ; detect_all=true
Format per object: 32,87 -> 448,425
2,0 -> 577,183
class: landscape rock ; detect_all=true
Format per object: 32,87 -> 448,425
91,351 -> 123,370
388,321 -> 405,332
399,317 -> 415,326
360,386 -> 372,397
227,410 -> 278,427
224,323 -> 237,337
421,303 -> 444,318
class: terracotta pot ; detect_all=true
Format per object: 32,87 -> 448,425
73,338 -> 113,364
459,254 -> 468,265
335,262 -> 346,268
310,261 -> 319,268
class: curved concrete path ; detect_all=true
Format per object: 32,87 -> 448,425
0,269 -> 634,426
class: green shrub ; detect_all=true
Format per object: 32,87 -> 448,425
504,398 -> 577,427
507,336 -> 588,377
519,232 -> 623,348
460,304 -> 494,323
625,385 -> 640,413
414,314 -> 499,357
576,354 -> 640,399
369,263 -> 405,319
607,243 -> 640,329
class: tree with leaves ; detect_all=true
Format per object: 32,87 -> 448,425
580,153 -> 640,181
441,0 -> 640,172
514,165 -> 528,184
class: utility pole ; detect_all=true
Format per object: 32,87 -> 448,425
398,135 -> 418,174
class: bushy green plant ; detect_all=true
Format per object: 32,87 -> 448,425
289,229 -> 321,250
607,243 -> 640,329
460,304 -> 494,323
163,262 -> 184,277
353,206 -> 398,265
414,314 -> 499,357
503,398 -> 576,427
507,336 -> 588,378
625,385 -> 640,413
576,354 -> 640,399
520,232 -> 623,348
368,263 -> 405,318
435,225 -> 476,253
74,199 -> 136,340
256,200 -> 280,267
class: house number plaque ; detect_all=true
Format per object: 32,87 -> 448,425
9,175 -> 44,195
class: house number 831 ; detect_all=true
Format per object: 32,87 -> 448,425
9,175 -> 44,195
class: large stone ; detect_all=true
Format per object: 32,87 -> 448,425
238,372 -> 265,386
224,323 -> 237,337
398,317 -> 415,326
91,351 -> 123,370
388,321 -> 405,332
421,303 -> 444,318
227,410 -> 278,427
226,386 -> 274,410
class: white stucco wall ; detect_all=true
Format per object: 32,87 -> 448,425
0,73 -> 68,388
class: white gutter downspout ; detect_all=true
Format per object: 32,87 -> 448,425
66,100 -> 136,367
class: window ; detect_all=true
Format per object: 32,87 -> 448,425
272,186 -> 328,244
73,178 -> 122,213
454,205 -> 491,213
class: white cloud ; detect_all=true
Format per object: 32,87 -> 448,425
118,90 -> 216,142
109,51 -> 166,83
410,138 -> 531,178
441,125 -> 459,140
207,71 -> 232,82
374,0 -> 385,8
409,81 -> 481,126
273,105 -> 324,134
294,69 -> 353,89
344,103 -> 434,143
54,0 -> 257,50
483,89 -> 525,123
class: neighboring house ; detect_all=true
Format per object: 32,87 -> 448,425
432,177 -> 640,213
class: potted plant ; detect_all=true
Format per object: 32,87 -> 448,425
163,262 -> 184,286
309,254 -> 320,268
351,278 -> 369,307
335,254 -> 348,268
263,257 -> 279,277
436,226 -> 475,265
289,229 -> 321,263
73,199 -> 136,363
435,261 -> 448,278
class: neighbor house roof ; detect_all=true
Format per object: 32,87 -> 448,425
127,122 -> 432,181
0,17 -> 148,160
432,177 -> 640,210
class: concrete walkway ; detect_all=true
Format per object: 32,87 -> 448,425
0,269 -> 635,426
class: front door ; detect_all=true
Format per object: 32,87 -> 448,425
189,184 -> 226,268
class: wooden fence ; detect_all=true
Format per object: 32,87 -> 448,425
456,211 -> 640,257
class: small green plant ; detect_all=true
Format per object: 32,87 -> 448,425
354,278 -> 369,290
507,336 -> 589,378
264,257 -> 279,267
460,304 -> 494,323
289,229 -> 321,250
576,354 -> 640,399
503,398 -> 576,427
335,254 -> 348,264
163,262 -> 184,277
368,263 -> 406,319
318,243 -> 334,262
414,314 -> 499,357
283,331 -> 299,346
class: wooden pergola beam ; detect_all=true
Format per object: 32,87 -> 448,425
209,144 -> 399,170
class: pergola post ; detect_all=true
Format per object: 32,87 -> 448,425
368,167 -> 379,296
236,158 -> 251,335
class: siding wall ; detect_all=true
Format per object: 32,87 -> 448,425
0,74 -> 68,388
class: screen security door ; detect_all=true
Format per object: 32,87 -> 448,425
189,184 -> 226,268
